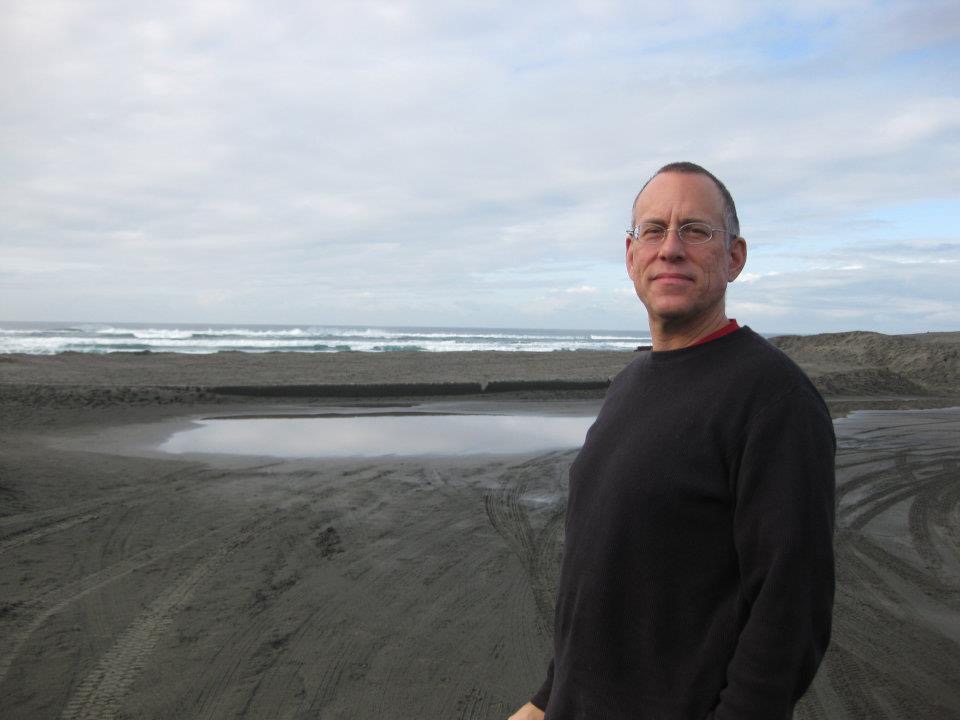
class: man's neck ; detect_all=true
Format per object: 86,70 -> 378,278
649,311 -> 731,351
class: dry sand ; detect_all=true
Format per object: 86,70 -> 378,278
1,331 -> 959,719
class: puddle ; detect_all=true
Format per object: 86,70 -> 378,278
159,411 -> 596,458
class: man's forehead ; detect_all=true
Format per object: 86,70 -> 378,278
632,172 -> 725,219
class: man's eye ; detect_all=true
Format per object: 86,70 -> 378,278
683,224 -> 711,241
640,225 -> 665,239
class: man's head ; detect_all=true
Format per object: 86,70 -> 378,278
626,163 -> 747,339
631,161 -> 740,246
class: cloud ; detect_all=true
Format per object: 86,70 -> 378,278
729,240 -> 960,332
1,1 -> 958,332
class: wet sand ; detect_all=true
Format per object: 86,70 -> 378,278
2,332 -> 959,719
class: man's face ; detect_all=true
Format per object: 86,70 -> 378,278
626,172 -> 747,328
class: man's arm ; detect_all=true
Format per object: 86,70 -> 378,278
712,386 -> 836,720
507,657 -> 552,719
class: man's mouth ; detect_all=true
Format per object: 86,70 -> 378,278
651,273 -> 693,284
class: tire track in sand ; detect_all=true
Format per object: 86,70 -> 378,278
0,512 -> 100,554
59,515 -> 272,720
909,461 -> 960,575
484,453 -> 568,631
0,526 -> 223,687
482,451 -> 570,709
0,466 -> 219,558
823,409 -> 960,719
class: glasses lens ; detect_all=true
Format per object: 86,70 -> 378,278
637,223 -> 666,243
679,223 -> 713,244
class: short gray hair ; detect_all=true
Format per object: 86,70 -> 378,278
631,161 -> 740,243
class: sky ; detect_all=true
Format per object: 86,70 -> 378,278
2,0 -> 959,334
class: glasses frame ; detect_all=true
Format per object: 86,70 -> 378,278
627,222 -> 736,246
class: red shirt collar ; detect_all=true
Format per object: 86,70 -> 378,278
689,319 -> 740,348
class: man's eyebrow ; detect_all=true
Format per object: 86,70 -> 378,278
635,216 -> 709,226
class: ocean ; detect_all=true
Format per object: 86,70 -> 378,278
0,322 -> 649,354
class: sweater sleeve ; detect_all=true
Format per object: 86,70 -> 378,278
712,385 -> 836,720
530,658 -> 554,711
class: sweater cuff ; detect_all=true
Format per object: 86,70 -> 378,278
530,658 -> 554,710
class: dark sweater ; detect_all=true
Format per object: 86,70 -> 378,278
531,327 -> 835,719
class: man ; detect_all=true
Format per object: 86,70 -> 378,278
508,162 -> 835,719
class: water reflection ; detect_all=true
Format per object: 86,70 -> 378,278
160,412 -> 596,458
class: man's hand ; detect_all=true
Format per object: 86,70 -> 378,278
507,702 -> 545,720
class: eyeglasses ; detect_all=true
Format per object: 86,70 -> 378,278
627,222 -> 734,245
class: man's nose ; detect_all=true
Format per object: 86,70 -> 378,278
658,225 -> 686,259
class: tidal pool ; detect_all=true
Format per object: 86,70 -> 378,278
160,411 -> 596,458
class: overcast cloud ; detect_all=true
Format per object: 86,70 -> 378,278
2,0 -> 958,333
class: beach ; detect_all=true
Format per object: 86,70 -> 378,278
2,332 -> 960,719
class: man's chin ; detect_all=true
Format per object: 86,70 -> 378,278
646,302 -> 696,321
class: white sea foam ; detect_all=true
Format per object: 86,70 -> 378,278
0,322 -> 649,355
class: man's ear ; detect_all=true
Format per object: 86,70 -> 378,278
727,236 -> 747,282
625,235 -> 636,280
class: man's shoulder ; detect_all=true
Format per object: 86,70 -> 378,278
730,327 -> 806,376
727,327 -> 830,416
606,326 -> 822,403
